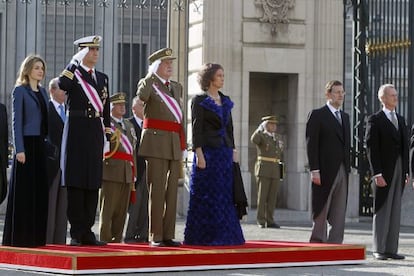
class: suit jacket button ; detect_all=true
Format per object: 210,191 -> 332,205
88,115 -> 92,118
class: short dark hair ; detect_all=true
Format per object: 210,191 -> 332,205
325,80 -> 343,93
197,63 -> 224,91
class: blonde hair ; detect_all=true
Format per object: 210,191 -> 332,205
15,54 -> 46,86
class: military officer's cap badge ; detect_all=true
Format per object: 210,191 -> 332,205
261,115 -> 278,123
110,92 -> 127,104
148,47 -> 176,65
74,35 -> 102,48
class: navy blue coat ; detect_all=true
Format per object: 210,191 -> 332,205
58,63 -> 110,189
12,85 -> 49,153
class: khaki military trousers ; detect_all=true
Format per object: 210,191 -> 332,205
256,176 -> 280,226
99,180 -> 131,242
147,157 -> 180,242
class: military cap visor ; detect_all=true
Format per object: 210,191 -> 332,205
74,35 -> 102,48
148,48 -> 176,64
261,115 -> 278,123
110,92 -> 127,104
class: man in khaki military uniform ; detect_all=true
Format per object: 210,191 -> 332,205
251,115 -> 284,229
136,48 -> 185,247
100,92 -> 137,243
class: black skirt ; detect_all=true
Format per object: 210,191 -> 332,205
2,136 -> 49,247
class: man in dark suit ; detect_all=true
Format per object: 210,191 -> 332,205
46,77 -> 67,244
136,48 -> 184,247
306,80 -> 350,244
125,96 -> 148,243
0,102 -> 8,205
59,35 -> 110,246
366,84 -> 408,260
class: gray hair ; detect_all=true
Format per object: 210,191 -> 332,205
378,83 -> 395,103
48,77 -> 59,90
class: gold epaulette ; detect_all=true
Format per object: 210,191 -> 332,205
104,129 -> 121,160
60,69 -> 74,80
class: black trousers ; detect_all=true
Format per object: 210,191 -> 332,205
67,186 -> 98,242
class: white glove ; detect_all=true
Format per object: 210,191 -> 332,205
103,141 -> 110,155
70,47 -> 89,65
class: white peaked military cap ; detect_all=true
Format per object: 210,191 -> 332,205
74,35 -> 102,48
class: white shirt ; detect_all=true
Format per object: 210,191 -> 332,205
112,116 -> 124,129
133,115 -> 143,128
382,107 -> 397,122
154,73 -> 169,86
326,101 -> 341,118
80,63 -> 96,81
51,99 -> 65,115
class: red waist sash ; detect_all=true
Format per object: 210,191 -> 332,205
143,118 -> 186,150
106,151 -> 135,183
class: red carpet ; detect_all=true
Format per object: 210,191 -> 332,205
0,241 -> 365,274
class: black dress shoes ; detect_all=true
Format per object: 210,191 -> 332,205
267,223 -> 280,229
69,239 -> 81,246
82,239 -> 107,246
373,252 -> 388,260
385,253 -> 405,260
163,240 -> 181,247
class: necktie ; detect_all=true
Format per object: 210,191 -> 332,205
390,111 -> 398,129
165,81 -> 170,89
335,110 -> 342,125
58,104 -> 66,122
88,69 -> 96,82
118,121 -> 124,130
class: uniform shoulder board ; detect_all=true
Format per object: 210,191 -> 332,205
60,69 -> 74,80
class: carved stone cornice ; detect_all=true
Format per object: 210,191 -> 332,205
254,0 -> 295,35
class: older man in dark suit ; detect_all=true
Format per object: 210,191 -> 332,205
366,84 -> 408,260
59,35 -> 110,246
0,102 -> 8,205
136,48 -> 184,247
124,96 -> 148,243
46,78 -> 68,244
306,80 -> 351,244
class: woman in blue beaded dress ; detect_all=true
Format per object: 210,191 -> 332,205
184,63 -> 245,246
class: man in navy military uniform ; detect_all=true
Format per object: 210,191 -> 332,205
59,35 -> 110,246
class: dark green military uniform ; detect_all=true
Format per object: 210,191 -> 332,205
251,116 -> 283,228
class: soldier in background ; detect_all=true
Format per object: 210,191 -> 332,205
100,92 -> 137,243
251,115 -> 284,229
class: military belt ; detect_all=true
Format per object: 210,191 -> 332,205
258,156 -> 280,163
69,110 -> 102,119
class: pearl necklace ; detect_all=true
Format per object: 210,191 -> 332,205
207,92 -> 220,101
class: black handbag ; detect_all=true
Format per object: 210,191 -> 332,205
233,162 -> 248,219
